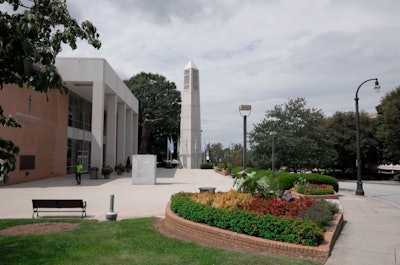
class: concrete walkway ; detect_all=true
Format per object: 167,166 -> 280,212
0,168 -> 235,220
1,169 -> 400,265
325,188 -> 400,265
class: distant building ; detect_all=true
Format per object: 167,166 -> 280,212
0,58 -> 139,185
377,164 -> 400,174
368,113 -> 379,119
179,61 -> 202,169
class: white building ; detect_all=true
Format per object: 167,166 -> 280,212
56,57 -> 139,172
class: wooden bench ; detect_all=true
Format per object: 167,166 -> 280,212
32,199 -> 87,219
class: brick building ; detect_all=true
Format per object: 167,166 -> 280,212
0,58 -> 139,185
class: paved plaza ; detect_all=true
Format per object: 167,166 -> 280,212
0,168 -> 234,220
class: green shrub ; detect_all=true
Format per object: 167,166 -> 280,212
393,174 -> 400,181
200,163 -> 214,169
170,192 -> 324,246
300,200 -> 338,229
275,173 -> 339,192
230,166 -> 243,175
275,174 -> 300,191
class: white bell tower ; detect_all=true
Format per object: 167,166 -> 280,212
179,60 -> 202,169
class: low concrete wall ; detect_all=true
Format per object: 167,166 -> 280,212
164,202 -> 344,262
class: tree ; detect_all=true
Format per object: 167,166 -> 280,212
320,112 -> 355,172
377,86 -> 400,164
314,111 -> 380,177
209,143 -> 224,163
249,98 -> 330,171
124,72 -> 181,162
230,143 -> 243,166
0,0 -> 101,180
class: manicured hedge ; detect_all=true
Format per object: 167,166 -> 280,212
170,192 -> 324,246
200,163 -> 214,169
275,173 -> 339,192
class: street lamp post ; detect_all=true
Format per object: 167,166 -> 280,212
355,78 -> 380,196
239,105 -> 251,171
269,131 -> 277,178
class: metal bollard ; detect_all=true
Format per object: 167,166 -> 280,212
106,194 -> 118,221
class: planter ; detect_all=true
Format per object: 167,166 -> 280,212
163,202 -> 344,262
222,169 -> 229,176
104,174 -> 110,179
213,166 -> 219,172
116,171 -> 122,175
291,190 -> 339,200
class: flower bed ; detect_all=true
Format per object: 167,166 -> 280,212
290,178 -> 339,199
164,202 -> 344,262
291,190 -> 339,200
171,192 -> 326,246
294,183 -> 334,195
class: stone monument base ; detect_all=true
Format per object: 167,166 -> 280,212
132,154 -> 156,185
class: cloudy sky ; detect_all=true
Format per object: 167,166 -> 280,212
60,0 -> 400,147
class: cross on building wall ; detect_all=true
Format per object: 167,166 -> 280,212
28,95 -> 32,113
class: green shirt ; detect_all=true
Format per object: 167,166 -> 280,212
77,164 -> 83,173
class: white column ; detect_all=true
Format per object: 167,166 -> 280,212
132,112 -> 139,154
106,94 -> 117,167
91,81 -> 105,168
117,103 -> 126,164
125,109 -> 133,160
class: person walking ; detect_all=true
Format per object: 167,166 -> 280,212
76,161 -> 83,185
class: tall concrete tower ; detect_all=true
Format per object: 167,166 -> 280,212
179,60 -> 202,169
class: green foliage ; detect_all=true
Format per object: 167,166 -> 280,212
0,0 -> 101,180
274,174 -> 300,191
275,173 -> 339,192
377,86 -> 400,164
0,0 -> 101,91
114,163 -> 125,172
249,98 -> 330,171
230,166 -> 244,175
1,218 -> 315,265
101,165 -> 113,175
124,73 -> 181,161
233,170 -> 275,197
171,192 -> 324,246
209,143 -> 224,163
320,111 -> 355,172
393,174 -> 400,181
292,177 -> 335,195
295,184 -> 334,196
300,200 -> 338,229
0,109 -> 20,181
200,163 -> 214,169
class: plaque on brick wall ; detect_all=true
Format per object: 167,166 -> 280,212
20,155 -> 35,170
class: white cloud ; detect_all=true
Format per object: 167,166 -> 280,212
60,0 -> 400,146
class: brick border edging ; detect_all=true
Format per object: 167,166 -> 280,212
164,202 -> 344,261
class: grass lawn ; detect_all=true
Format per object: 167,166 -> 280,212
0,218 -> 322,265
